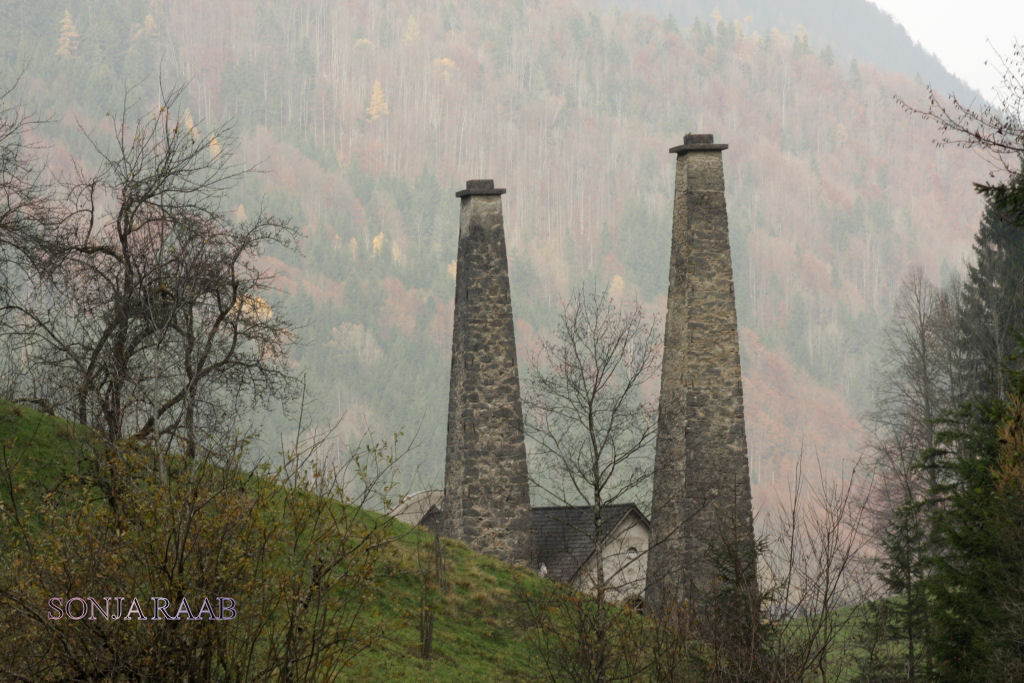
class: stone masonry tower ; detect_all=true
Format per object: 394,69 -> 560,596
646,135 -> 757,612
443,179 -> 534,565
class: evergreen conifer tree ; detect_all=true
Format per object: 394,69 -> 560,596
959,199 -> 1024,400
918,396 -> 1024,679
916,183 -> 1024,679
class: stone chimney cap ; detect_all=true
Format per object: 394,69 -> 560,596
670,133 -> 728,154
456,179 -> 506,197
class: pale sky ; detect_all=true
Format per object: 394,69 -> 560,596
870,0 -> 1022,103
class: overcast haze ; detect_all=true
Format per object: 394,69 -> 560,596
871,0 -> 1022,102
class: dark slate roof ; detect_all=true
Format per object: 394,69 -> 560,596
532,504 -> 649,583
419,505 -> 443,534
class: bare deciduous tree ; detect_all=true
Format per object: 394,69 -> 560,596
522,285 -> 661,682
858,269 -> 964,679
3,83 -> 297,465
0,79 -> 58,400
0,79 -> 51,287
897,42 -> 1024,179
757,453 -> 875,682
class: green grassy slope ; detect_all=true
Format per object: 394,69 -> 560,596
348,524 -> 542,681
0,398 -> 546,681
0,398 -> 96,510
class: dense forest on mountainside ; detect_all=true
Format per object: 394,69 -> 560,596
0,0 -> 989,501
605,0 -> 977,101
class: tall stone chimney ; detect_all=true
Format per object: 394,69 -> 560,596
646,135 -> 757,612
443,179 -> 534,565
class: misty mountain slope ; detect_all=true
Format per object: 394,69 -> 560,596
0,0 -> 989,504
604,0 -> 979,102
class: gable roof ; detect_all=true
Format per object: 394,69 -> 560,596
419,504 -> 443,534
532,504 -> 649,583
390,490 -> 445,526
